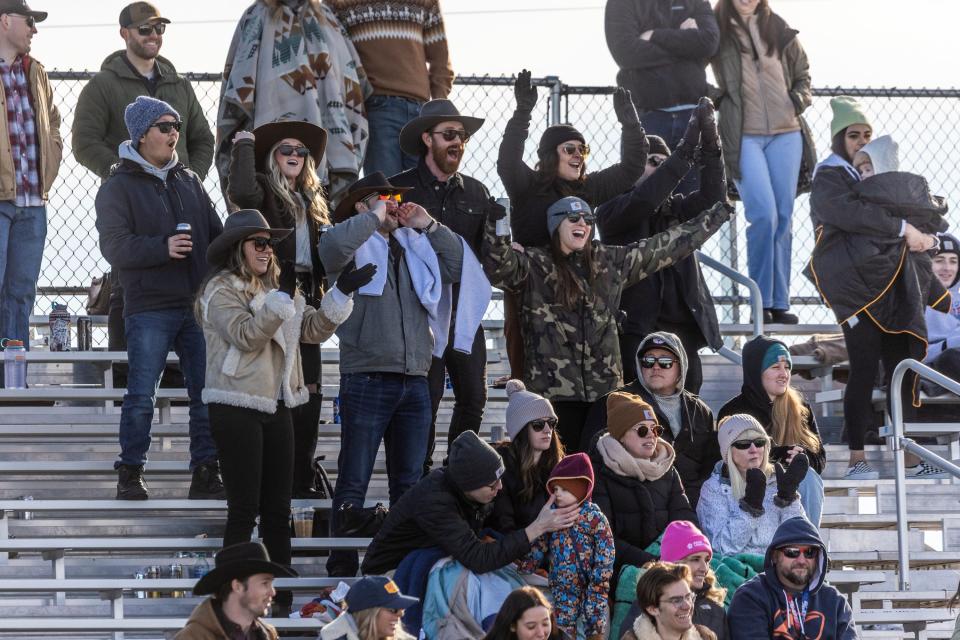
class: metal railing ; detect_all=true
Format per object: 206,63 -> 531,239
695,250 -> 763,365
889,359 -> 960,590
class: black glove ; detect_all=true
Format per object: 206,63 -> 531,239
335,261 -> 377,295
278,264 -> 297,297
739,467 -> 767,516
514,69 -> 537,112
697,97 -> 720,152
774,452 -> 809,507
486,197 -> 507,222
676,109 -> 701,161
613,87 -> 642,129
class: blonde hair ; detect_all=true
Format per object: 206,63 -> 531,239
720,420 -> 774,501
770,387 -> 821,454
699,569 -> 727,607
352,607 -> 416,640
194,236 -> 280,324
265,140 -> 331,228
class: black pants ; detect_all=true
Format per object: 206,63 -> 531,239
619,324 -> 705,394
553,400 -> 594,454
425,326 -> 488,472
841,317 -> 922,450
292,271 -> 323,493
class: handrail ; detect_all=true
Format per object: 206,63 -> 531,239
696,251 -> 763,364
889,358 -> 960,590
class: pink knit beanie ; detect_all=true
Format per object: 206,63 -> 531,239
660,520 -> 712,563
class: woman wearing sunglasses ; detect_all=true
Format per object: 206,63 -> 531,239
590,392 -> 697,598
622,562 -> 717,640
228,121 -> 333,498
488,380 -> 565,534
320,575 -> 418,640
197,209 -> 374,605
696,414 -> 806,556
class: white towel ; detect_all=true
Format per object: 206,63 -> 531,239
435,237 -> 491,356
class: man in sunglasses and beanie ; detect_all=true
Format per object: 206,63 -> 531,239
95,96 -> 224,501
728,516 -> 858,639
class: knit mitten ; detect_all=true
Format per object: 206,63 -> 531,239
774,452 -> 809,507
739,467 -> 767,516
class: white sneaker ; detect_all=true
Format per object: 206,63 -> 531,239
844,461 -> 879,480
905,461 -> 950,479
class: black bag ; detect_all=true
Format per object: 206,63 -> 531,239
334,502 -> 388,538
311,455 -> 335,498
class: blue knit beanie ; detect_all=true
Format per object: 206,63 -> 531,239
124,96 -> 180,149
762,342 -> 792,372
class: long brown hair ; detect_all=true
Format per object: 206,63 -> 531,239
194,237 -> 281,324
510,425 -> 565,503
770,387 -> 821,454
482,587 -> 560,640
549,230 -> 598,308
715,0 -> 786,58
534,147 -> 587,194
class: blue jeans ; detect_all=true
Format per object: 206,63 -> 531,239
0,202 -> 45,348
116,308 -> 216,470
798,467 -> 824,527
363,95 -> 422,177
735,131 -> 803,310
639,108 -> 699,195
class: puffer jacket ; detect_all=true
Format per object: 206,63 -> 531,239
487,443 -> 550,533
621,615 -> 716,640
482,203 -> 732,403
198,274 -> 351,414
174,598 -> 277,640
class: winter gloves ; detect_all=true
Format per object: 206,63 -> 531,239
486,197 -> 507,223
278,265 -> 297,296
335,262 -> 378,295
514,69 -> 537,112
739,467 -> 767,517
774,453 -> 809,508
613,87 -> 642,129
697,97 -> 720,152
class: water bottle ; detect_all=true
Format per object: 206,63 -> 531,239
2,339 -> 26,389
333,396 -> 341,424
495,197 -> 511,238
48,303 -> 70,352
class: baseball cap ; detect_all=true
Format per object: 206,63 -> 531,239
119,2 -> 170,28
0,0 -> 47,22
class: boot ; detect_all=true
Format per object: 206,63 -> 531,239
116,464 -> 149,500
768,308 -> 799,324
189,462 -> 226,500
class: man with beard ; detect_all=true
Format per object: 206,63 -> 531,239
727,516 -> 858,639
391,99 -> 493,473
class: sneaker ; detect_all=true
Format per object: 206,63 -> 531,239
769,309 -> 800,324
116,464 -> 149,500
905,461 -> 950,479
843,461 -> 879,480
189,462 -> 226,500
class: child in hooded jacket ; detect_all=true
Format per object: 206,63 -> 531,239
517,452 -> 615,640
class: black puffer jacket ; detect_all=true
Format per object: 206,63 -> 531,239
361,469 -> 530,576
487,444 -> 550,534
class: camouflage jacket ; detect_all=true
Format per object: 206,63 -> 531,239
482,202 -> 732,403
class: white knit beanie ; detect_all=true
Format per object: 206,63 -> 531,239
505,380 -> 557,440
717,414 -> 770,464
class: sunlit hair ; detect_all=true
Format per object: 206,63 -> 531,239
636,562 -> 691,622
549,228 -> 598,307
481,586 -> 557,640
718,415 -> 773,501
351,607 -> 416,640
510,422 -> 565,503
194,235 -> 280,324
534,146 -> 587,190
265,140 -> 331,228
771,386 -> 821,455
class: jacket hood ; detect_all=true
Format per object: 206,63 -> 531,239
101,50 -> 178,79
739,335 -> 787,423
119,140 -> 180,181
546,451 -> 595,504
636,331 -> 688,394
763,516 -> 827,593
856,135 -> 899,175
813,153 -> 859,182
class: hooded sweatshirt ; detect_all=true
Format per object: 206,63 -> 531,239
637,331 -> 689,437
727,516 -> 857,639
854,134 -> 899,175
118,140 -> 180,182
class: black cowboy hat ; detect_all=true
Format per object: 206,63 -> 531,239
206,209 -> 292,268
398,100 -> 485,157
252,120 -> 327,171
193,542 -> 297,596
332,171 -> 412,223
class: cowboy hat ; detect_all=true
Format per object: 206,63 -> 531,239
398,100 -> 485,157
193,542 -> 297,596
252,120 -> 327,171
206,209 -> 292,268
332,171 -> 412,223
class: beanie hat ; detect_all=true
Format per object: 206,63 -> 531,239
538,124 -> 585,158
546,196 -> 592,238
761,342 -> 792,373
447,431 -> 505,492
935,232 -> 959,258
660,520 -> 712,563
124,96 -> 180,149
646,135 -> 671,157
546,452 -> 595,504
505,379 -> 557,440
830,96 -> 871,138
606,391 -> 658,442
717,414 -> 769,464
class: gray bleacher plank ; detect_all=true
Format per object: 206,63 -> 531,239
0,537 -> 371,551
0,578 -> 335,592
0,499 -> 381,513
0,617 -> 321,631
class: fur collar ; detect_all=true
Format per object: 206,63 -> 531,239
632,615 -> 708,640
320,613 -> 360,640
597,434 -> 676,482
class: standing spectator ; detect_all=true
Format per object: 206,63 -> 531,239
481,586 -> 569,640
0,0 -> 61,377
597,98 -> 727,390
924,233 -> 960,393
95,96 -> 224,501
621,562 -> 717,640
711,0 -> 815,325
718,335 -> 825,525
328,0 -> 454,178
320,576 -> 419,640
217,0 -> 371,205
583,332 -> 721,509
319,172 -> 464,576
727,516 -> 858,639
391,99 -> 490,470
604,0 -> 719,196
227,120 -> 332,498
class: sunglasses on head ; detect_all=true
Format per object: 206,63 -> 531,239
136,22 -> 166,36
640,356 -> 675,369
633,423 -> 663,438
559,143 -> 590,157
731,438 -> 768,450
149,120 -> 182,134
245,236 -> 281,252
564,213 -> 596,225
277,144 -> 310,158
528,417 -> 558,433
647,156 -> 665,167
431,129 -> 469,143
779,545 -> 819,559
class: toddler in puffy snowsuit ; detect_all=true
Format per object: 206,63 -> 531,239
517,452 -> 615,640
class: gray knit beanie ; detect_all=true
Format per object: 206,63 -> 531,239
124,96 -> 180,149
505,379 -> 557,440
717,414 -> 770,464
546,196 -> 592,238
447,431 -> 505,492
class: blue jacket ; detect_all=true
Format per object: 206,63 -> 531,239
727,516 -> 857,639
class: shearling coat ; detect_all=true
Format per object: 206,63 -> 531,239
174,598 -> 278,640
198,274 -> 352,413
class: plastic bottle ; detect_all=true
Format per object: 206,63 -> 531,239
333,396 -> 341,424
3,339 -> 26,389
48,303 -> 70,352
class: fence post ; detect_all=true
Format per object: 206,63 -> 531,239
546,76 -> 562,125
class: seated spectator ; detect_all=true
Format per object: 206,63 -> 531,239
361,431 -> 579,576
517,453 -> 615,640
618,521 -> 727,640
583,332 -> 721,507
697,415 -> 806,556
489,380 -> 565,533
621,562 -> 717,640
924,233 -> 960,395
718,335 -> 825,525
320,576 -> 418,640
592,392 -> 698,594
481,586 -> 571,640
727,516 -> 858,638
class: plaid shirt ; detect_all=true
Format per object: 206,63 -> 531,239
0,56 -> 43,206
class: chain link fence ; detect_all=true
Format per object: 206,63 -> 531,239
37,72 -> 960,340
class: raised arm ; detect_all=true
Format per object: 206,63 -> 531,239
226,135 -> 266,210
481,201 -> 529,293
497,70 -> 539,200
317,210 -> 381,281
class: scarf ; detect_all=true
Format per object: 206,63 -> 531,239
596,433 -> 676,482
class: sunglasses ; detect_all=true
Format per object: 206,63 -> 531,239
528,417 -> 558,433
640,356 -> 675,370
149,120 -> 182,134
136,23 -> 166,36
559,143 -> 590,157
8,13 -> 35,28
731,438 -> 768,450
277,144 -> 310,158
245,237 -> 281,252
564,213 -> 596,225
647,156 -> 665,167
362,192 -> 402,208
779,546 -> 819,559
633,423 -> 663,438
431,129 -> 469,143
